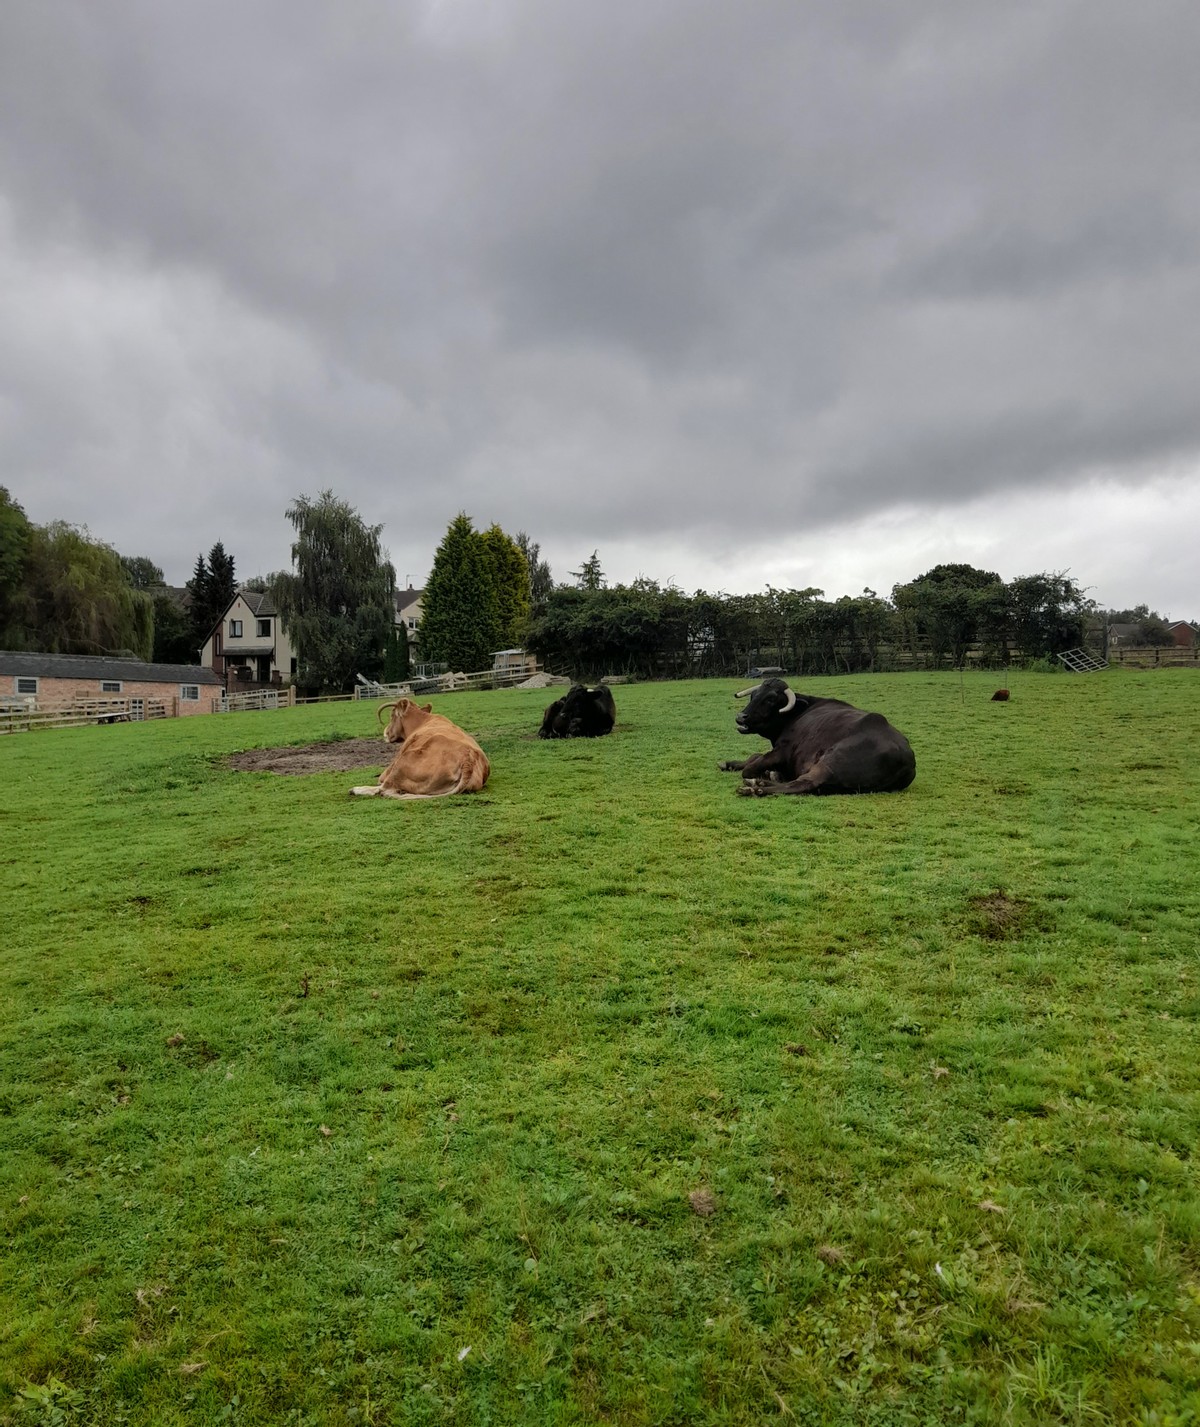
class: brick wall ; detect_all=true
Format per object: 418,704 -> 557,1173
0,676 -> 220,716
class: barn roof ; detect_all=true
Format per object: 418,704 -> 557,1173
0,651 -> 222,684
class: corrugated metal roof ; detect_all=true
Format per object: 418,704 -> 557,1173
0,651 -> 222,684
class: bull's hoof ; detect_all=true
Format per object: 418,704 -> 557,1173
735,779 -> 770,797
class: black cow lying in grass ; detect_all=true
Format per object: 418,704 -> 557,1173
719,678 -> 916,796
539,684 -> 617,739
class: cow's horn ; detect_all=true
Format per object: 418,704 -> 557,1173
377,700 -> 398,726
779,687 -> 797,715
734,684 -> 760,699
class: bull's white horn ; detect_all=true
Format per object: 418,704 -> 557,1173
734,684 -> 760,699
779,688 -> 796,714
377,700 -> 399,726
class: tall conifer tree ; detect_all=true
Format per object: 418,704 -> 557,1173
482,524 -> 531,647
419,513 -> 503,671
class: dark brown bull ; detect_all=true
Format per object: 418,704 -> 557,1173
538,684 -> 616,739
718,678 -> 916,796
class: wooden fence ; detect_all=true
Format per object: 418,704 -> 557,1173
1105,645 -> 1200,669
0,697 -> 169,735
220,687 -> 297,713
353,665 -> 545,699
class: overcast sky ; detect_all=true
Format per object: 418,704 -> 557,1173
2,1 -> 1198,616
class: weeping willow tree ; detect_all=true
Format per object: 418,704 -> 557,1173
10,521 -> 154,658
270,490 -> 396,692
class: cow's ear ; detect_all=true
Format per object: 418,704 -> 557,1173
422,703 -> 433,713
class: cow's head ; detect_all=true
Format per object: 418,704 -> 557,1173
378,698 -> 435,744
734,678 -> 803,735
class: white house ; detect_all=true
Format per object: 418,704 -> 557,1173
201,590 -> 296,686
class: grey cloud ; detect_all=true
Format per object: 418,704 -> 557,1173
1,0 -> 1198,610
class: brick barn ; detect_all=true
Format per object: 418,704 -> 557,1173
0,652 -> 223,717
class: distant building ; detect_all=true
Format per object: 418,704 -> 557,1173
0,651 -> 222,716
201,589 -> 296,686
1169,621 -> 1196,648
202,585 -> 425,685
394,586 -> 423,645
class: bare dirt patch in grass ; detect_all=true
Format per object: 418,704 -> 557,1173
226,738 -> 385,775
967,889 -> 1045,940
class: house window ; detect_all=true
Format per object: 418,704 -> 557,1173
101,681 -> 122,693
229,619 -> 243,637
290,658 -> 297,675
257,618 -> 271,638
180,685 -> 200,701
16,676 -> 38,695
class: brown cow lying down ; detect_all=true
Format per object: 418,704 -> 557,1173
350,699 -> 490,800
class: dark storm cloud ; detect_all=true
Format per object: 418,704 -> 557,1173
0,0 -> 1197,606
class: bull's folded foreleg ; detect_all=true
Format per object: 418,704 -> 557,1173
725,749 -> 787,780
736,774 -> 822,796
349,784 -> 384,796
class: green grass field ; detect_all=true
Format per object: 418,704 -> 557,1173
3,671 -> 1199,1426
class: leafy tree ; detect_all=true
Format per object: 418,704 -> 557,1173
515,531 -> 554,615
151,591 -> 197,664
270,491 -> 396,693
11,522 -> 153,658
419,513 -> 503,671
482,524 -> 531,647
120,555 -> 165,590
911,562 -> 1002,589
0,486 -> 32,645
571,551 -> 605,590
893,563 -> 1008,667
1009,572 -> 1091,659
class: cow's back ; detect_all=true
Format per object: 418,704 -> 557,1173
780,702 -> 915,793
381,714 -> 489,795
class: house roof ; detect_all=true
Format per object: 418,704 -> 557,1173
222,645 -> 276,657
202,586 -> 281,643
1169,621 -> 1196,631
394,587 -> 423,614
0,651 -> 222,684
238,589 -> 279,617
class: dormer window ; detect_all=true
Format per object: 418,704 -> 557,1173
257,619 -> 271,638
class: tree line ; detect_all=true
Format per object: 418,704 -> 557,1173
1,479 -> 1177,691
522,563 -> 1097,680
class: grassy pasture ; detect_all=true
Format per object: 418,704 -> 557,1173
2,670 -> 1199,1426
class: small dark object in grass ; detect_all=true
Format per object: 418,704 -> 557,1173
689,1188 -> 717,1217
816,1245 -> 846,1266
991,689 -> 1010,701
783,1042 -> 808,1056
